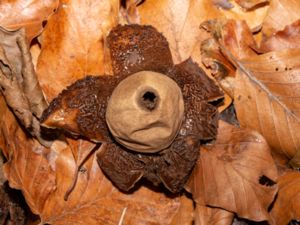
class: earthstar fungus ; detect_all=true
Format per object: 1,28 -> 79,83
41,24 -> 223,193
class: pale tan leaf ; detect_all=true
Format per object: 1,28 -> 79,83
36,0 -> 119,101
187,120 -> 278,221
262,0 -> 300,37
270,171 -> 300,225
195,205 -> 234,225
0,0 -> 59,41
232,49 -> 300,162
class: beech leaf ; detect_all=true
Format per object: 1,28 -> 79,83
0,96 -> 56,215
187,120 -> 278,221
0,0 -> 59,41
36,0 -> 119,101
260,19 -> 300,53
262,0 -> 300,37
40,142 -> 191,224
270,171 -> 300,225
230,49 -> 300,164
127,0 -> 267,66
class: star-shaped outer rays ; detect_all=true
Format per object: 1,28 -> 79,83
41,24 -> 223,193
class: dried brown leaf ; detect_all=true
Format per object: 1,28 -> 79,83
129,0 -> 221,65
230,49 -> 300,163
39,142 -> 189,225
262,0 -> 300,37
0,0 -> 59,41
0,96 -> 56,215
36,0 -> 119,101
260,19 -> 300,52
195,205 -> 234,225
129,0 -> 268,67
270,171 -> 300,225
187,120 -> 278,221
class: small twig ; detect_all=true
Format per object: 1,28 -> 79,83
118,207 -> 127,225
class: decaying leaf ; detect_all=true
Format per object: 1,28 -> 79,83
260,19 -> 300,52
195,205 -> 234,225
270,171 -> 300,225
231,49 -> 300,163
262,0 -> 300,37
36,0 -> 120,101
187,120 -> 278,221
0,27 -> 49,146
0,0 -> 59,41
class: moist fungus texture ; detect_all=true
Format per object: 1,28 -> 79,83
41,24 -> 223,193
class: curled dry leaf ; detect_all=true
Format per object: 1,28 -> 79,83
186,120 -> 278,221
260,19 -> 300,53
0,0 -> 59,41
201,38 -> 236,99
270,171 -> 300,225
201,19 -> 257,103
262,0 -> 300,37
231,49 -> 300,164
36,0 -> 120,101
195,205 -> 234,225
0,27 -> 49,146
